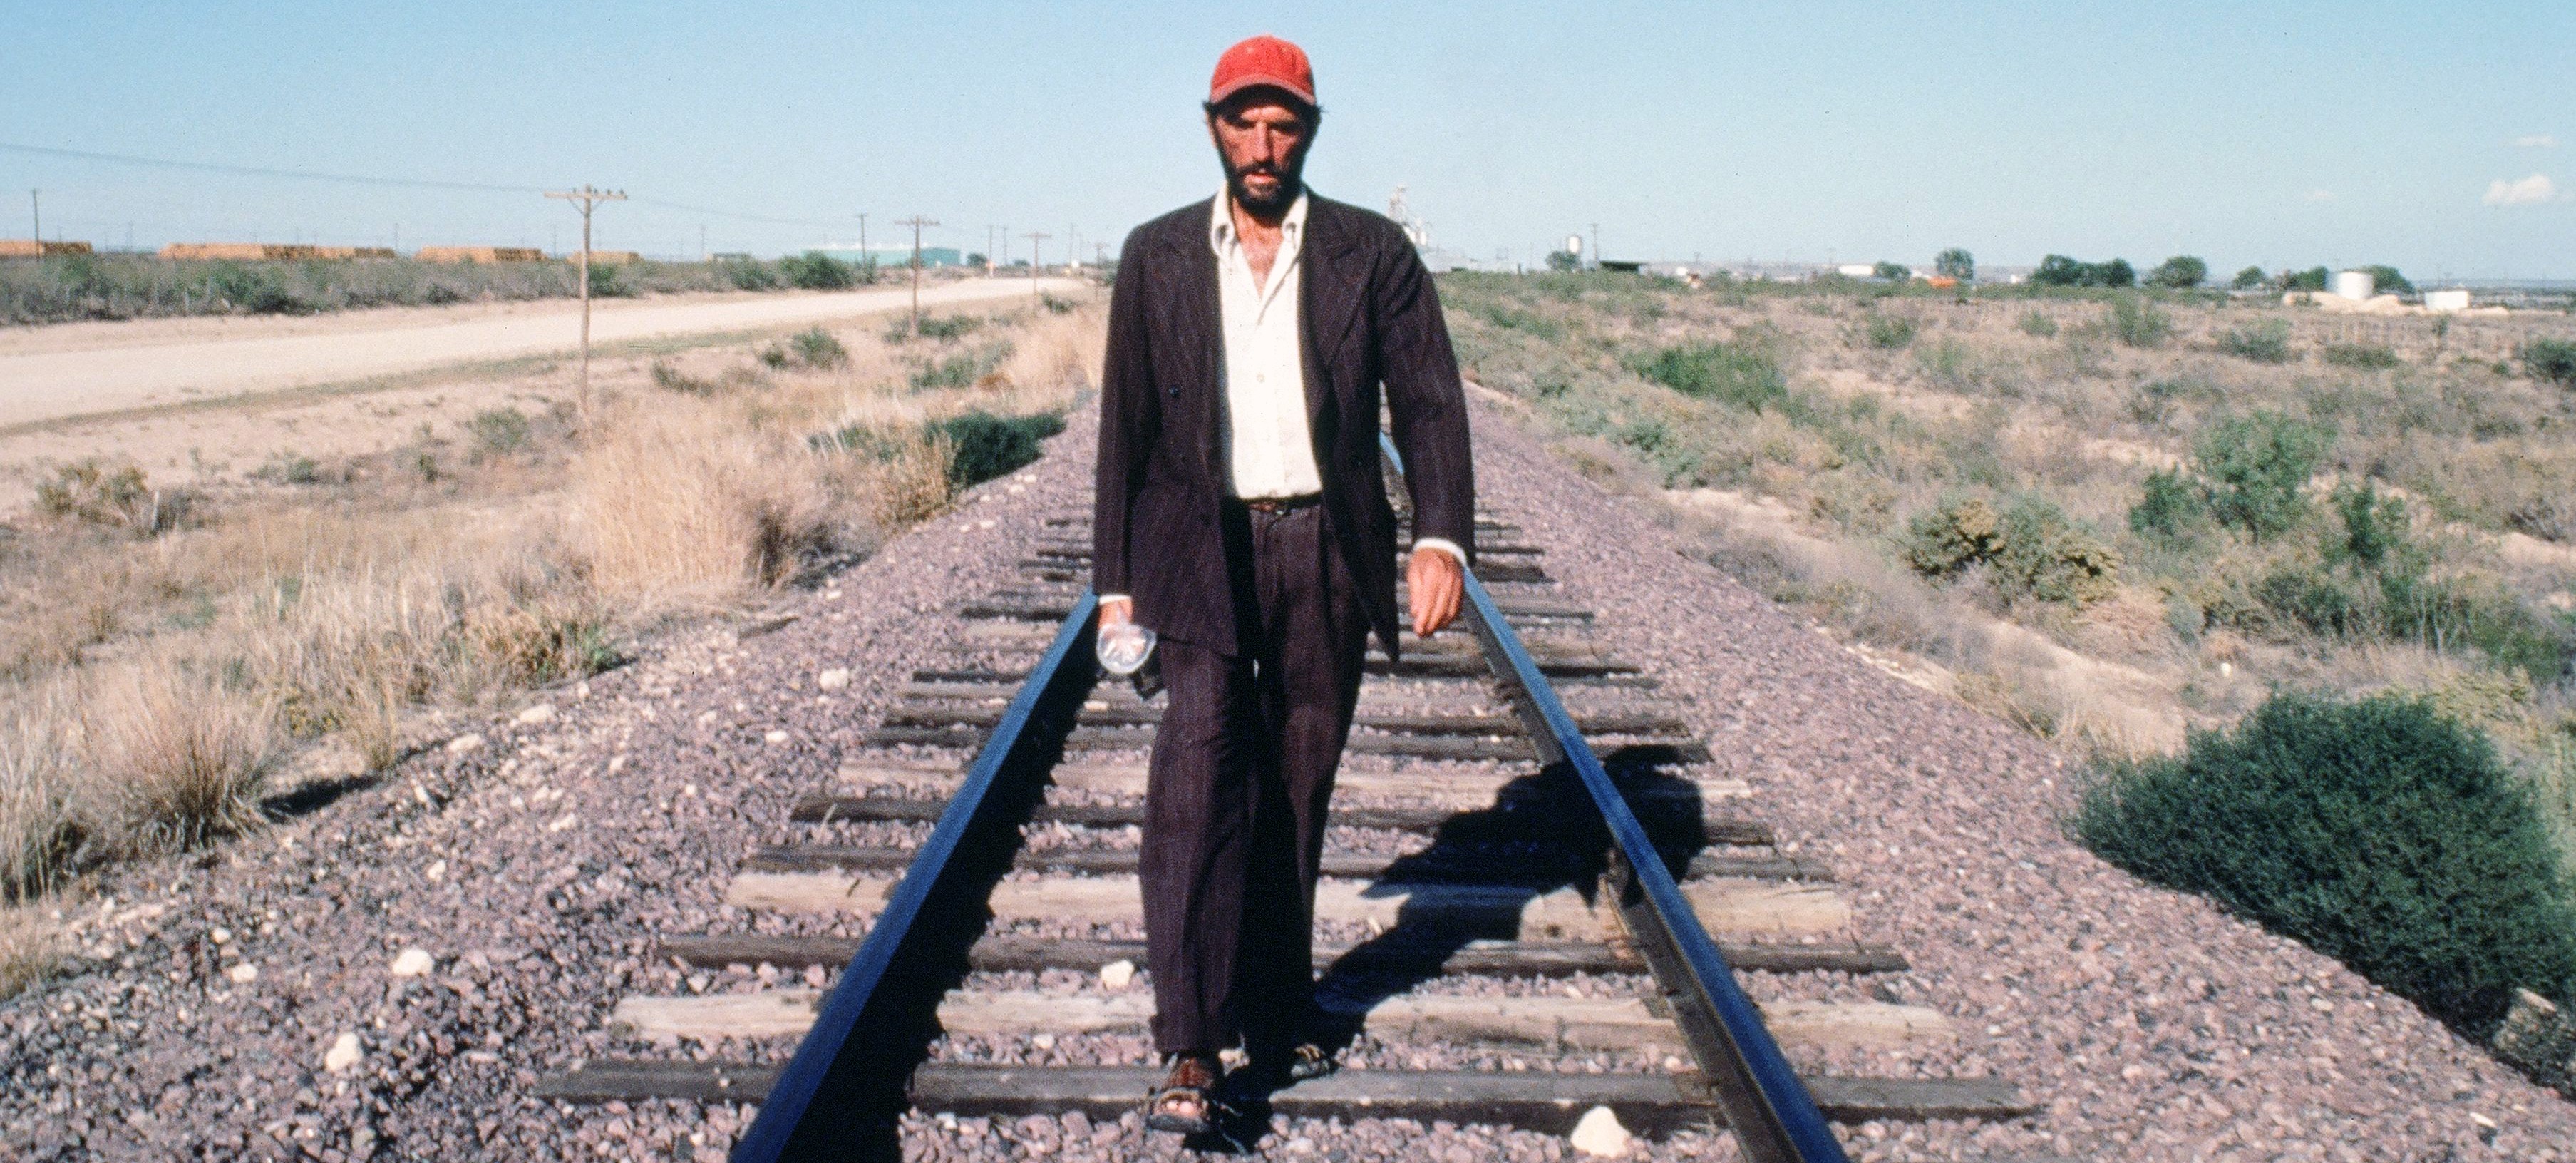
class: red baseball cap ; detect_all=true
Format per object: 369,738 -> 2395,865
1207,34 -> 1316,110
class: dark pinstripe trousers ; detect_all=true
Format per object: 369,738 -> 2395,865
1140,502 -> 1369,1057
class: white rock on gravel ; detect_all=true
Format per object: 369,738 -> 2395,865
323,1032 -> 362,1073
514,703 -> 556,726
1569,1106 -> 1630,1157
425,859 -> 447,883
817,668 -> 850,691
225,963 -> 257,985
1098,959 -> 1137,990
388,948 -> 434,977
764,729 -> 790,744
444,733 -> 485,754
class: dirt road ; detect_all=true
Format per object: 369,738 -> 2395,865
0,277 -> 1081,429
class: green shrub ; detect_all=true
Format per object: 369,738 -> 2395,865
2329,483 -> 2410,570
720,259 -> 779,291
1038,293 -> 1076,315
36,461 -> 163,532
1863,312 -> 1918,349
934,410 -> 1067,487
584,262 -> 628,298
1629,339 -> 1788,414
916,314 -> 984,342
2108,295 -> 2171,348
1903,497 -> 2003,577
780,251 -> 855,290
2257,563 -> 2361,635
207,262 -> 299,314
1871,261 -> 1910,282
2218,320 -> 2294,363
467,408 -> 531,456
256,452 -> 321,486
1933,248 -> 1974,282
2521,338 -> 2576,387
1903,496 -> 2118,605
2145,255 -> 2207,289
2128,468 -> 2205,540
2032,255 -> 2135,288
2194,411 -> 2329,541
2231,265 -> 2268,290
2323,343 -> 2400,370
2283,267 -> 2330,292
2359,265 -> 2415,296
908,341 -> 1014,391
2076,692 -> 2576,1034
2015,310 -> 2057,338
1994,498 -> 2121,605
755,344 -> 790,369
790,327 -> 849,369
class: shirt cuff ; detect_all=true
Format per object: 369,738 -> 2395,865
1098,594 -> 1132,606
1409,538 -> 1468,567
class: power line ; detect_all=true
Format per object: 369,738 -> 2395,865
0,140 -> 544,193
0,141 -> 840,229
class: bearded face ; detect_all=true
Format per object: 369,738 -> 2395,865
1207,93 -> 1317,217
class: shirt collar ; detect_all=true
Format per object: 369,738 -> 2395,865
1209,187 -> 1309,254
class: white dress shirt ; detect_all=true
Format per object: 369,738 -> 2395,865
1210,190 -> 1323,500
1098,190 -> 1461,609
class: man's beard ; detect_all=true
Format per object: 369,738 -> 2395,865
1225,155 -> 1304,217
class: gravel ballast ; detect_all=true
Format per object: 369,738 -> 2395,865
3,393 -> 2569,1161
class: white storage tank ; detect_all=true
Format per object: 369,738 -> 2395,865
2424,289 -> 2472,312
2332,270 -> 2376,301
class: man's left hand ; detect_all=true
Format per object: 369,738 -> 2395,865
1408,548 -> 1464,637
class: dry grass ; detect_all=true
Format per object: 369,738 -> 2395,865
0,905 -> 59,999
82,667 -> 276,854
1448,272 -> 2576,771
0,292 -> 1106,949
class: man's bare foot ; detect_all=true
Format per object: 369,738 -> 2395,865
1145,1053 -> 1223,1134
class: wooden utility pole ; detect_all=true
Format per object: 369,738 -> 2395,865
1023,231 -> 1049,298
544,185 -> 627,430
29,189 -> 38,242
897,215 -> 938,335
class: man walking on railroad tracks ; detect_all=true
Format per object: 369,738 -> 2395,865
1091,33 -> 1478,1137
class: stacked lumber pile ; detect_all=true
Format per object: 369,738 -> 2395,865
311,246 -> 398,260
415,246 -> 545,263
161,242 -> 321,260
0,239 -> 94,257
563,250 -> 642,265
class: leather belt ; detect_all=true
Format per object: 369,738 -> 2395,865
1237,493 -> 1323,513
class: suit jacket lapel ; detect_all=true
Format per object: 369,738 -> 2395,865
1300,198 -> 1368,438
1161,218 -> 1225,472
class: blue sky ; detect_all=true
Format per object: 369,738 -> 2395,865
5,1 -> 2570,278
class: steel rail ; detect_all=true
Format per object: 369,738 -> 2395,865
1381,431 -> 1848,1163
732,591 -> 1100,1163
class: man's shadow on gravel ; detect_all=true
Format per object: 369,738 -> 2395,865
1217,746 -> 1709,1127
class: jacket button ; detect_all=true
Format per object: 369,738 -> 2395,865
1167,387 -> 1181,398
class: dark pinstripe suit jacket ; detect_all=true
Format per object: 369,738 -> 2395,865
1092,193 -> 1476,660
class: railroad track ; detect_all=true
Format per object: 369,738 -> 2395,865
539,439 -> 2035,1159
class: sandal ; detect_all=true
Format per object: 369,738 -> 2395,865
1145,1053 -> 1224,1135
1280,1042 -> 1339,1082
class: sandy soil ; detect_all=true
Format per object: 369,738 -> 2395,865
0,277 -> 1081,430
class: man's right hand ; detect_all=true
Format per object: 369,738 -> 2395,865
1099,596 -> 1134,627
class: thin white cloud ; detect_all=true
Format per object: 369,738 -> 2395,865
2305,189 -> 2336,202
2483,173 -> 2560,206
2513,134 -> 2558,148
